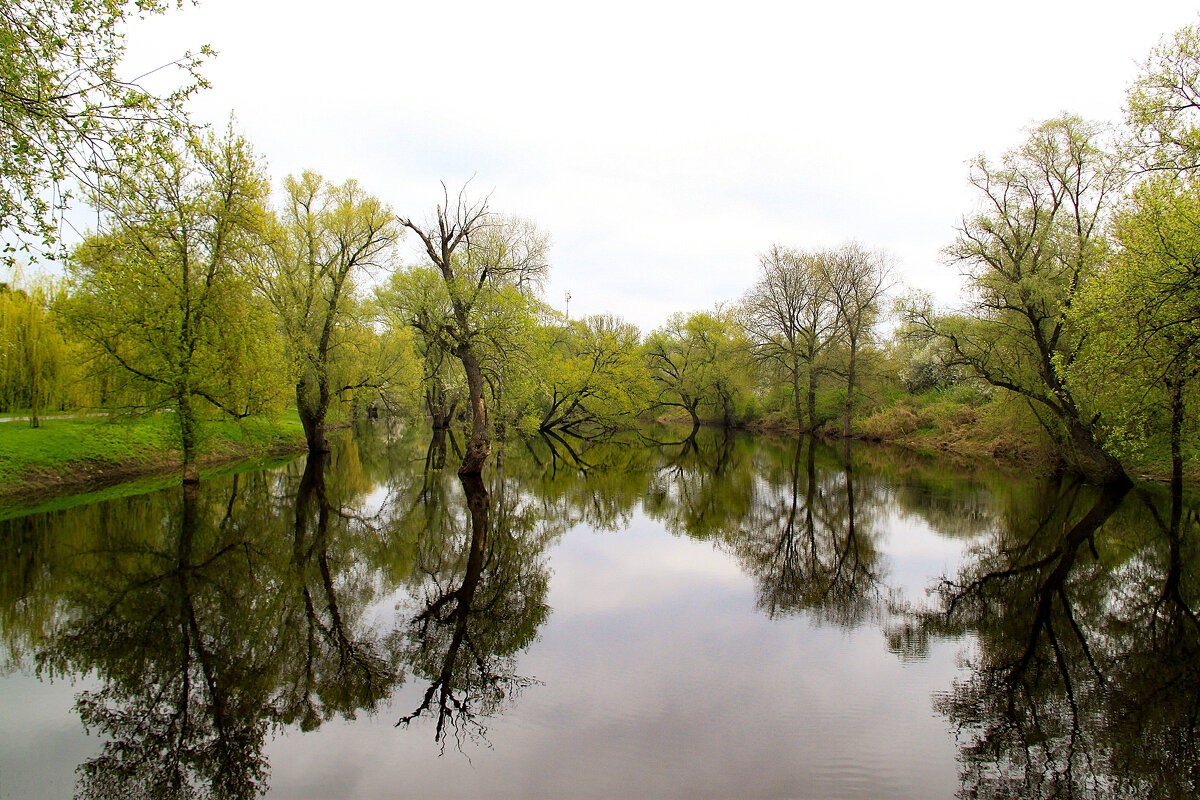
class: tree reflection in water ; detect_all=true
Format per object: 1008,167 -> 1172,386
4,425 -> 1200,795
644,430 -> 884,625
395,459 -> 551,751
909,475 -> 1200,799
52,480 -> 274,800
20,434 -> 410,799
738,439 -> 882,624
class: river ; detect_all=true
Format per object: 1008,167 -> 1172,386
0,422 -> 1195,799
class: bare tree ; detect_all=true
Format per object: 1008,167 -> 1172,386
740,245 -> 838,431
398,185 -> 548,474
825,241 -> 893,438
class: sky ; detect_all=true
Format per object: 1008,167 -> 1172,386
117,0 -> 1200,333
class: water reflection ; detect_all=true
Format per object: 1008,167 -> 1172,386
18,438 -> 414,798
646,432 -> 884,624
396,470 -> 549,749
906,476 -> 1200,798
1,424 -> 1199,797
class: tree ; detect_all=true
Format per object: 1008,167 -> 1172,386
64,127 -> 281,481
0,273 -> 72,425
740,245 -> 838,431
258,172 -> 401,452
0,0 -> 207,263
643,308 -> 747,432
396,188 -> 548,474
1072,175 -> 1200,497
528,313 -> 648,436
905,115 -> 1127,483
1127,21 -> 1200,173
825,241 -> 892,438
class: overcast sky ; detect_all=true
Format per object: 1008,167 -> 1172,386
121,0 -> 1200,332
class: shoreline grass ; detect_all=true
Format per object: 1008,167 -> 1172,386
0,411 -> 308,503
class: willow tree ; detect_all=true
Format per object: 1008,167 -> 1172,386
396,189 -> 548,474
258,172 -> 400,453
644,308 -> 748,432
0,275 -> 74,425
905,115 -> 1127,484
64,128 -> 281,481
528,313 -> 648,436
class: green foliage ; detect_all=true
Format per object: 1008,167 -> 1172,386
644,307 -> 755,427
523,312 -> 649,434
1070,174 -> 1200,466
0,0 -> 208,263
62,126 -> 286,472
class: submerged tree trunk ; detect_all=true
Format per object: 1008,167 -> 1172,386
457,346 -> 491,475
297,373 -> 331,454
426,384 -> 457,431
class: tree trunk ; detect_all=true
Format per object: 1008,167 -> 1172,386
457,346 -> 491,475
806,369 -> 818,434
178,392 -> 200,484
297,374 -> 330,454
843,344 -> 856,439
1064,414 -> 1127,485
29,367 -> 39,429
1170,379 -> 1185,506
791,358 -> 803,432
427,385 -> 456,430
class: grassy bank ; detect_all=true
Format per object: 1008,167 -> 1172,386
850,387 -> 1200,483
0,411 -> 308,501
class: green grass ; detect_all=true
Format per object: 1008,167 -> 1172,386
0,410 -> 307,493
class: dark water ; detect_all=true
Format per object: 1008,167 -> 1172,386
1,423 -> 1197,799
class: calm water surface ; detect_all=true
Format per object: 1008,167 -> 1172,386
1,424 -> 1197,799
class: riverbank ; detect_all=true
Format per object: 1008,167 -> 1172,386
0,412 -> 309,503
